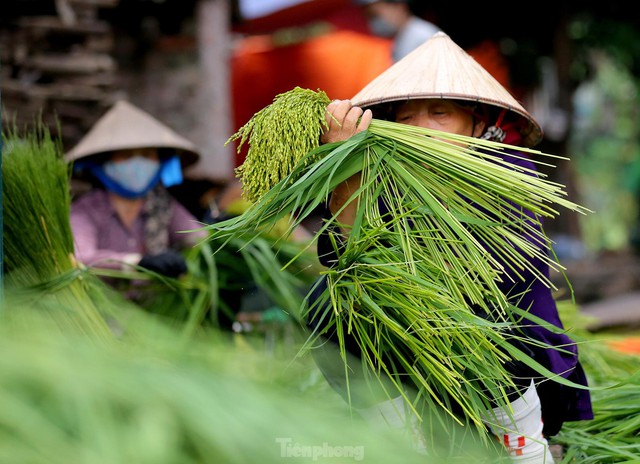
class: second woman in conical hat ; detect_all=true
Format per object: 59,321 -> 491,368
309,32 -> 592,461
67,100 -> 206,282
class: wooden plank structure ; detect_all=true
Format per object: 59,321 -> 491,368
1,0 -> 121,148
1,0 -> 236,181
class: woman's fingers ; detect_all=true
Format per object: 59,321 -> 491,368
323,100 -> 355,142
321,100 -> 371,144
357,109 -> 373,133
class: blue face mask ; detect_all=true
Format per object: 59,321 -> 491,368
368,16 -> 398,38
102,156 -> 161,197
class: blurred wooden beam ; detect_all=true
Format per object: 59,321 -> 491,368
189,0 -> 234,181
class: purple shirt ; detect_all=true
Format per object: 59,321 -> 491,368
486,150 -> 593,422
70,189 -> 206,269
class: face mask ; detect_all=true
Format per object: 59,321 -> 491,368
103,155 -> 161,196
368,16 -> 399,38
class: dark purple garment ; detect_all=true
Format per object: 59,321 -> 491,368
314,147 -> 593,431
478,150 -> 593,426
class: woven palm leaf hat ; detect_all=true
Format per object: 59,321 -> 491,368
65,100 -> 200,167
351,32 -> 543,147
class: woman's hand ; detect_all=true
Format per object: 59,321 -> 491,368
320,100 -> 371,234
321,100 -> 372,144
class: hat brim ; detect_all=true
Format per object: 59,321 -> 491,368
65,100 -> 201,168
351,32 -> 543,147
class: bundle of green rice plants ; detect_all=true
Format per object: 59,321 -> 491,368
308,245 -> 516,416
198,230 -> 319,324
210,88 -> 590,434
547,300 -> 640,462
2,125 -> 112,339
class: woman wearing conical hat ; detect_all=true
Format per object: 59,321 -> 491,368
67,100 -> 206,279
308,32 -> 593,461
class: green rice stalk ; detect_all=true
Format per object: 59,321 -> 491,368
228,87 -> 331,203
552,356 -> 640,463
532,300 -> 640,462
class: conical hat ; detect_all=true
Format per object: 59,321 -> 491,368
351,32 -> 543,147
65,100 -> 200,167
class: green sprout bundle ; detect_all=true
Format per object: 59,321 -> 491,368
128,228 -> 320,334
2,125 -> 112,339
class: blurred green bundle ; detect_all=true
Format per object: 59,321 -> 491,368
550,301 -> 640,463
128,229 -> 320,334
0,301 -> 511,464
0,293 -> 636,463
555,369 -> 640,463
2,126 -> 73,281
2,124 -> 112,339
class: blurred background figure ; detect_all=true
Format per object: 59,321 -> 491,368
66,100 -> 206,280
230,14 -> 392,169
356,0 -> 440,61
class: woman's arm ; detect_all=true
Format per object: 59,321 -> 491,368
70,209 -> 141,269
